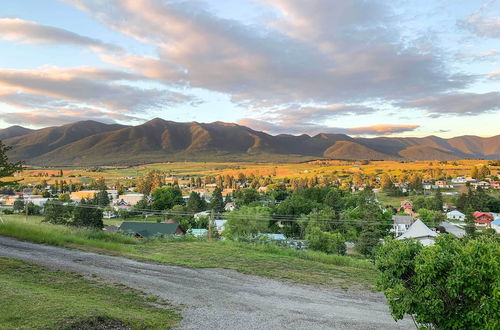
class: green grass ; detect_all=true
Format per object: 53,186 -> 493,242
0,257 -> 180,330
0,216 -> 377,289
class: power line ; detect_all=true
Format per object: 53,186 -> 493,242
38,199 -> 393,225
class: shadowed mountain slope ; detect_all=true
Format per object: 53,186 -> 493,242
3,118 -> 499,165
0,126 -> 34,140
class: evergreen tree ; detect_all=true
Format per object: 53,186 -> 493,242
94,189 -> 110,207
13,196 -> 25,213
210,187 -> 224,213
186,191 -> 206,212
464,207 -> 476,237
434,188 -> 443,211
72,198 -> 103,229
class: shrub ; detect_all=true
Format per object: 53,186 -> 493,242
305,226 -> 346,255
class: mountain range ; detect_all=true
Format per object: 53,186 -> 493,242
1,118 -> 499,165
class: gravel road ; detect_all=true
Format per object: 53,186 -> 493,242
0,236 -> 412,329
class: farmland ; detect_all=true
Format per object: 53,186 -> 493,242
9,159 -> 499,186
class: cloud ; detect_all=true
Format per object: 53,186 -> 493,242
0,67 -> 192,112
265,104 -> 376,123
1,107 -> 140,127
459,1 -> 500,39
237,118 -> 419,136
69,0 -> 467,109
0,18 -> 123,53
399,92 -> 500,116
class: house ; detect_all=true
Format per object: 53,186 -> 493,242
70,190 -> 98,201
492,218 -> 500,233
490,181 -> 500,190
473,211 -> 494,229
397,200 -> 414,216
435,180 -> 447,188
446,210 -> 465,221
117,193 -> 144,206
451,177 -> 467,184
392,215 -> 414,237
396,219 -> 438,246
214,219 -> 227,234
119,221 -> 186,238
224,202 -> 236,211
472,181 -> 490,190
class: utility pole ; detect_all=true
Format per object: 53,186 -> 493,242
25,200 -> 28,222
208,210 -> 214,242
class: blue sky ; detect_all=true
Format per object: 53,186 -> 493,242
0,0 -> 498,137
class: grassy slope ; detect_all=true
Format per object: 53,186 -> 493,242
0,217 -> 376,289
0,257 -> 180,330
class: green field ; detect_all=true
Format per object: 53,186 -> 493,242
0,216 -> 376,289
0,257 -> 180,330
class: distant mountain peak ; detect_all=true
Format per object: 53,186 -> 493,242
3,119 -> 498,165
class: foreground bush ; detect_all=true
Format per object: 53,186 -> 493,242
376,234 -> 500,329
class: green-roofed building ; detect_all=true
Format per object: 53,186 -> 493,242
119,222 -> 186,238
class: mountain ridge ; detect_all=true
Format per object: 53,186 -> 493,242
2,118 -> 499,165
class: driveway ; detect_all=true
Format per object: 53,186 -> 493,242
0,236 -> 412,329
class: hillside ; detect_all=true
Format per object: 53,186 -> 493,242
0,126 -> 34,140
2,118 -> 499,165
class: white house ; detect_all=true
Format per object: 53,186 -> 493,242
396,219 -> 438,246
392,215 -> 414,237
446,210 -> 465,221
224,202 -> 236,211
492,218 -> 500,234
451,177 -> 467,184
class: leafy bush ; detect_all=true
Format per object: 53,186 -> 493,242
376,235 -> 500,329
305,226 -> 346,255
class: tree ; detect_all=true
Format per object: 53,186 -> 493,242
43,199 -> 72,225
26,201 -> 41,215
376,235 -> 499,329
464,207 -> 476,237
234,188 -> 260,206
416,208 -> 444,228
136,170 -> 165,195
434,188 -> 443,211
209,187 -> 224,213
224,206 -> 271,239
305,225 -> 346,255
151,186 -> 183,210
94,189 -> 110,207
186,191 -> 206,212
470,166 -> 479,179
13,196 -> 25,213
0,141 -> 24,187
356,226 -> 382,259
72,198 -> 103,229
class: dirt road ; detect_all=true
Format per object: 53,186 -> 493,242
0,236 -> 412,329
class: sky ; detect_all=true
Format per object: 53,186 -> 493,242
0,0 -> 499,138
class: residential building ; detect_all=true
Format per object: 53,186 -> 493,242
396,219 -> 438,246
70,190 -> 97,201
119,221 -> 186,238
473,211 -> 494,229
116,193 -> 144,206
446,210 -> 465,221
492,218 -> 500,234
392,215 -> 414,237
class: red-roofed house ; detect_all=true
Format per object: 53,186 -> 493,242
473,211 -> 494,229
